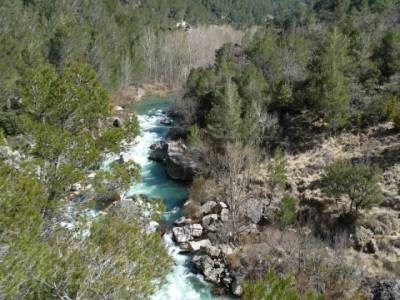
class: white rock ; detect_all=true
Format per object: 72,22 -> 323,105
221,208 -> 230,222
202,244 -> 221,258
172,224 -> 203,243
219,244 -> 234,257
189,239 -> 211,251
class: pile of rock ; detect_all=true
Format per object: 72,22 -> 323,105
171,200 -> 246,297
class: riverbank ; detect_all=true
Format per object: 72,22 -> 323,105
111,83 -> 171,107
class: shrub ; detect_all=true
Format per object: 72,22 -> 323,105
321,161 -> 383,216
189,176 -> 206,205
277,195 -> 298,227
0,112 -> 21,136
187,124 -> 201,146
266,148 -> 287,196
184,176 -> 206,218
243,269 -> 320,300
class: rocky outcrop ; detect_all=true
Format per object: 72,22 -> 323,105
202,214 -> 220,232
189,239 -> 211,251
149,141 -> 169,161
192,254 -> 227,284
165,142 -> 199,181
172,224 -> 203,243
149,141 -> 199,181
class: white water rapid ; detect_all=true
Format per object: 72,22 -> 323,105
121,97 -> 228,300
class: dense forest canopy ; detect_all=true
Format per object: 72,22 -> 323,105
1,0 -> 400,298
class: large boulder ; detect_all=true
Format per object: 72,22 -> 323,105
219,244 -> 234,257
172,224 -> 203,243
149,141 -> 199,181
149,141 -> 168,161
242,198 -> 264,224
189,239 -> 211,252
201,244 -> 221,258
192,255 -> 225,284
165,142 -> 199,181
202,214 -> 220,232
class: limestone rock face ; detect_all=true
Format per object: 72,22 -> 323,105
172,224 -> 203,243
192,255 -> 225,284
189,239 -> 211,252
165,142 -> 199,181
149,141 -> 199,181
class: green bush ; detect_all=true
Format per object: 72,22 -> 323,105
0,112 -> 21,136
277,195 -> 298,227
321,161 -> 383,216
0,162 -> 171,299
187,124 -> 202,146
243,269 -> 320,300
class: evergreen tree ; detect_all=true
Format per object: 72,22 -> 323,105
321,161 -> 383,215
309,27 -> 351,129
374,30 -> 400,79
207,78 -> 242,147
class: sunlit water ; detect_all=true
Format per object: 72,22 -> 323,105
122,96 -> 226,300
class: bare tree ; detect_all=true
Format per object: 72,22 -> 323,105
217,142 -> 259,243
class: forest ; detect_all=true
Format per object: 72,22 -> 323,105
0,0 -> 400,299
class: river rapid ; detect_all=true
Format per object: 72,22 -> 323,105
123,96 -> 227,300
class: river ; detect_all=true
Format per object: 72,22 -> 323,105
122,96 -> 227,300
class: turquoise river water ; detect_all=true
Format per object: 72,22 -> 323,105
123,96 -> 228,300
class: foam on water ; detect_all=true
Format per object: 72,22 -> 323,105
124,97 -> 227,300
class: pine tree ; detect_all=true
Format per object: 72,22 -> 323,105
310,27 -> 351,129
207,78 -> 242,147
